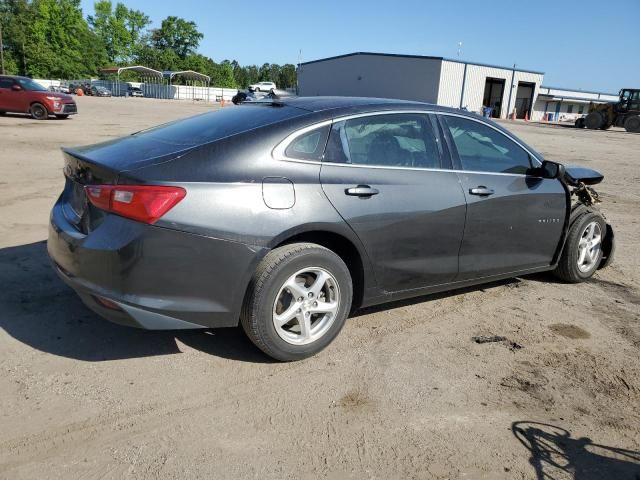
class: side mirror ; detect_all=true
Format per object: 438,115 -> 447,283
12,84 -> 22,91
540,160 -> 565,179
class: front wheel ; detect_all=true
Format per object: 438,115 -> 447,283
584,111 -> 604,130
241,243 -> 353,361
553,212 -> 606,283
624,115 -> 640,133
30,103 -> 49,120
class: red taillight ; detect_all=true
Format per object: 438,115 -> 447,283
84,185 -> 186,224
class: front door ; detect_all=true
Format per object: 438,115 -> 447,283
440,114 -> 566,280
319,112 -> 467,293
0,77 -> 22,112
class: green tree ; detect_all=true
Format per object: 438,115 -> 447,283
151,16 -> 203,59
278,64 -> 297,89
87,0 -> 150,64
25,0 -> 105,78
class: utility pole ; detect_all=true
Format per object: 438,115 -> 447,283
0,23 -> 5,75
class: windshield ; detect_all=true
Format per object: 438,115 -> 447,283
16,78 -> 48,92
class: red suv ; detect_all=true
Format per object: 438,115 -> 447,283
0,75 -> 77,120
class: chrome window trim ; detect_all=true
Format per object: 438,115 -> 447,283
273,109 -> 543,173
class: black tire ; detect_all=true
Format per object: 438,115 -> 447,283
30,103 -> 49,120
584,111 -> 604,130
553,211 -> 607,283
241,243 -> 353,361
624,115 -> 640,133
55,114 -> 69,120
575,117 -> 585,128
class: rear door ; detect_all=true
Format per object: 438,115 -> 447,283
440,113 -> 566,280
319,112 -> 466,293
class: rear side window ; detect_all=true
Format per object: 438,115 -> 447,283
324,113 -> 441,168
284,125 -> 329,160
135,104 -> 309,146
444,115 -> 532,174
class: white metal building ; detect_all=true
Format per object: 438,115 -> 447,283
533,86 -> 618,121
297,52 -> 618,121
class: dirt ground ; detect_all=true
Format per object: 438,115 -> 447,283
1,97 -> 639,479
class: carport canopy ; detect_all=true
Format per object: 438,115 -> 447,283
99,65 -> 164,79
162,70 -> 211,83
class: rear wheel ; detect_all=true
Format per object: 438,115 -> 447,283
30,103 -> 49,120
554,212 -> 606,283
624,115 -> 640,133
241,243 -> 353,361
584,111 -> 604,130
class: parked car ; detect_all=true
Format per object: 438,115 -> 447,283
48,97 -> 614,361
231,90 -> 262,104
232,89 -> 293,105
127,86 -> 144,97
0,75 -> 78,119
91,86 -> 112,97
249,81 -> 276,92
48,83 -> 71,94
69,82 -> 91,95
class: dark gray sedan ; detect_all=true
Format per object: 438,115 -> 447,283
48,97 -> 614,360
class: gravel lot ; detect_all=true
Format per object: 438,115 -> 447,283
1,97 -> 639,479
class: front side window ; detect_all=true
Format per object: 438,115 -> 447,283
324,113 -> 440,169
444,115 -> 532,174
630,91 -> 640,110
0,78 -> 15,89
16,78 -> 47,91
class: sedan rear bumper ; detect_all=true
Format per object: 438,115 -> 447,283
47,199 -> 266,330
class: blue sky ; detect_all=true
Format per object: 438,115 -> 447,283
80,0 -> 639,93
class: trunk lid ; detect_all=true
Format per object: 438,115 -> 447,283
61,150 -> 123,234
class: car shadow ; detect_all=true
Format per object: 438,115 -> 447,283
0,241 -> 273,363
512,421 -> 640,479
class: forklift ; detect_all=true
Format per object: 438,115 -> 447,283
575,88 -> 640,133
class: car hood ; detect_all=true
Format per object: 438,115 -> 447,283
44,92 -> 73,102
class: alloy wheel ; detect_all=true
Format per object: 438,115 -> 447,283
272,267 -> 340,345
577,221 -> 602,273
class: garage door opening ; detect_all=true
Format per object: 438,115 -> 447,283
515,82 -> 535,119
483,77 -> 505,118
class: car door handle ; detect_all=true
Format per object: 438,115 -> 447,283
345,185 -> 379,197
469,186 -> 495,196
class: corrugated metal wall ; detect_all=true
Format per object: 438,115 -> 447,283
298,54 -> 442,103
437,61 -> 465,107
539,87 -> 618,102
438,60 -> 543,118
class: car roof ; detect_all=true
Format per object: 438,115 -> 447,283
266,96 -> 465,115
241,96 -> 545,161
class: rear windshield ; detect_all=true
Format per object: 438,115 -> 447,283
134,104 -> 309,146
